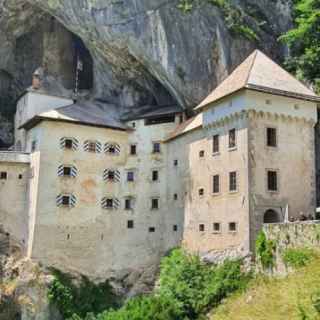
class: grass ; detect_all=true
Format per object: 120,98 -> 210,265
211,253 -> 320,320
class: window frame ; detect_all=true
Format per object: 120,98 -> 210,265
267,169 -> 279,192
266,127 -> 277,148
228,128 -> 237,150
130,144 -> 137,156
127,220 -> 134,229
0,172 -> 7,180
199,224 -> 205,232
212,174 -> 220,195
229,171 -> 238,193
213,134 -> 220,155
152,170 -> 159,182
151,198 -> 159,210
213,222 -> 221,233
152,142 -> 161,154
127,171 -> 135,182
228,222 -> 238,233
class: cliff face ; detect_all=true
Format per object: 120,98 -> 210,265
0,0 -> 292,144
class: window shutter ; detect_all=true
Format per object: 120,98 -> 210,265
113,198 -> 120,209
84,140 -> 90,152
72,138 -> 79,151
57,165 -> 64,177
56,194 -> 64,206
71,166 -> 78,177
70,195 -> 77,207
60,137 -> 66,149
96,141 -> 102,153
104,143 -> 121,155
103,169 -> 120,182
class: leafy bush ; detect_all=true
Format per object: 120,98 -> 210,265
312,290 -> 320,314
256,231 -> 276,269
47,269 -> 119,319
282,248 -> 314,268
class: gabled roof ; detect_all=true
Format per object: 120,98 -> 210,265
164,113 -> 203,142
195,50 -> 320,110
21,101 -> 129,131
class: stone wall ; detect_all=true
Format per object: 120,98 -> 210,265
263,221 -> 320,273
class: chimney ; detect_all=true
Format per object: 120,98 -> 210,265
32,68 -> 43,90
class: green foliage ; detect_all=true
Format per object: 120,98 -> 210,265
158,249 -> 249,318
311,290 -> 320,314
75,249 -> 249,320
282,248 -> 314,268
280,0 -> 320,92
256,231 -> 276,269
47,269 -> 119,319
177,0 -> 259,41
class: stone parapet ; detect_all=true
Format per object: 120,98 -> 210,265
0,152 -> 30,163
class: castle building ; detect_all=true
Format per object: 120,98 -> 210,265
0,50 -> 319,276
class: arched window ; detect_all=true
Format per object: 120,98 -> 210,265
263,209 -> 280,224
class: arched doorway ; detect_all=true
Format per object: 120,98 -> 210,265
263,209 -> 280,224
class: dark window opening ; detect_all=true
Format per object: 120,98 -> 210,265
229,129 -> 236,148
267,170 -> 278,191
174,159 -> 178,166
106,199 -> 113,208
109,145 -> 116,154
229,171 -> 237,192
108,171 -> 115,181
125,199 -> 132,210
127,220 -> 134,229
88,142 -> 96,153
127,171 -> 135,182
65,139 -> 73,149
153,142 -> 161,154
130,145 -> 137,155
199,188 -> 204,196
229,222 -> 237,232
0,172 -> 7,180
199,224 -> 205,232
173,225 -> 178,231
18,174 -> 23,180
213,134 -> 219,153
267,127 -> 277,147
149,227 -> 155,233
145,115 -> 175,126
213,223 -> 221,232
174,193 -> 178,200
151,198 -> 159,209
199,150 -> 205,158
152,170 -> 159,181
62,196 -> 71,206
213,175 -> 220,194
63,167 -> 72,176
264,209 -> 280,224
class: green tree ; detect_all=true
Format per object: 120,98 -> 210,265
280,0 -> 320,92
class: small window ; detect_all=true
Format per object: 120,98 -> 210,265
199,224 -> 205,232
152,170 -> 159,181
174,193 -> 178,200
0,172 -> 7,180
149,227 -> 156,233
213,175 -> 220,194
229,129 -> 236,149
213,134 -> 219,154
127,171 -> 135,182
267,170 -> 278,191
213,223 -> 221,233
132,122 -> 136,128
125,198 -> 132,210
266,128 -> 277,147
108,171 -> 115,181
153,142 -> 161,154
151,198 -> 159,210
199,150 -> 205,158
266,99 -> 272,105
105,143 -> 120,155
18,174 -> 23,180
65,139 -> 73,149
106,199 -> 114,208
127,220 -> 134,229
229,171 -> 237,192
88,141 -> 96,153
31,140 -> 37,152
173,225 -> 178,231
63,167 -> 72,176
130,144 -> 137,155
229,222 -> 237,232
198,188 -> 204,196
62,196 -> 71,206
174,159 -> 178,167
109,145 -> 116,154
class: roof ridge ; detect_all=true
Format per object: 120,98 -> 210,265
244,49 -> 258,86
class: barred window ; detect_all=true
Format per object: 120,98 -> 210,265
152,142 -> 161,153
58,165 -> 78,178
130,144 -> 137,155
127,220 -> 134,229
229,129 -> 236,148
56,194 -> 76,208
267,127 -> 277,147
101,197 -> 120,210
103,169 -> 120,182
229,171 -> 237,192
60,137 -> 79,151
267,170 -> 278,191
105,143 -> 120,155
152,170 -> 159,181
213,134 -> 219,153
84,140 -> 102,153
213,175 -> 220,194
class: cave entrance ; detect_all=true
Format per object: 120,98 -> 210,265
263,209 -> 280,224
72,35 -> 93,91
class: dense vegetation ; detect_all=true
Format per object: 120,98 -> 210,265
255,231 -> 276,270
48,249 -> 249,320
280,0 -> 320,92
282,248 -> 314,268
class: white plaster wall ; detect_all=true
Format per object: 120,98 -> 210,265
26,117 -> 181,278
15,92 -> 73,150
0,159 -> 30,246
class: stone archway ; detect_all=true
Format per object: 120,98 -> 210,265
263,209 -> 280,224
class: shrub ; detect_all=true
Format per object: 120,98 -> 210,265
282,248 -> 314,269
47,269 -> 119,319
256,231 -> 276,269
